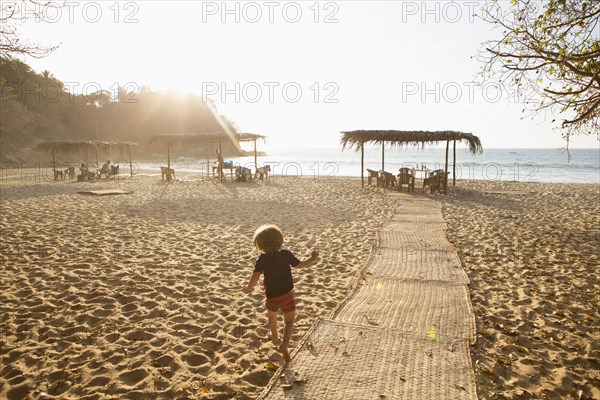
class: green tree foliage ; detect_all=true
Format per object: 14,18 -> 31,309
478,0 -> 599,141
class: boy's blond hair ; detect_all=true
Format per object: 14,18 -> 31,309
253,224 -> 284,253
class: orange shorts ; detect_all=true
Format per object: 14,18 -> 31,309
265,291 -> 296,313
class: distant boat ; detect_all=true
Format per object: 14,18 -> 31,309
509,151 -> 517,154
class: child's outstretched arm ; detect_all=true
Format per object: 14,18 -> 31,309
296,249 -> 319,269
244,272 -> 262,293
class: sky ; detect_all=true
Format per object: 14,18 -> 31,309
12,0 -> 600,150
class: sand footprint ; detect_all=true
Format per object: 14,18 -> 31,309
181,351 -> 210,367
117,368 -> 149,387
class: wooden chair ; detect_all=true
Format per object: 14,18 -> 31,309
380,170 -> 396,188
255,165 -> 271,181
79,163 -> 96,181
160,166 -> 175,181
397,167 -> 415,191
366,168 -> 379,186
235,166 -> 253,182
65,166 -> 76,180
433,169 -> 448,187
423,170 -> 447,193
109,165 -> 119,178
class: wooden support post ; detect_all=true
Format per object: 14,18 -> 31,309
52,148 -> 56,181
85,146 -> 88,181
444,140 -> 449,194
128,145 -> 133,177
453,140 -> 456,187
381,142 -> 385,171
219,141 -> 223,182
254,139 -> 257,170
167,142 -> 171,181
361,143 -> 364,188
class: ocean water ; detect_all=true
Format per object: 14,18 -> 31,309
138,147 -> 599,184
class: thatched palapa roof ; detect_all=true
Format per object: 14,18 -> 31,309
340,130 -> 482,154
237,133 -> 267,143
341,130 -> 483,192
36,140 -> 139,178
147,132 -> 267,174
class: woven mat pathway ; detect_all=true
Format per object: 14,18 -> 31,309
257,193 -> 478,399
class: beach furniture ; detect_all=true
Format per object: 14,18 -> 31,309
397,167 -> 415,191
36,140 -> 138,181
160,166 -> 175,181
366,168 -> 379,186
255,165 -> 271,181
431,169 -> 448,181
423,169 -> 447,193
235,165 -> 253,182
65,166 -> 76,180
109,164 -> 119,178
340,131 -> 482,192
79,163 -> 96,181
412,165 -> 430,180
380,170 -> 397,188
212,160 -> 235,180
53,169 -> 64,180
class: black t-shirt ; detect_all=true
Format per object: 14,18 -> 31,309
254,250 -> 301,298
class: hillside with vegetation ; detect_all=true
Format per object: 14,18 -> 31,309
0,58 -> 244,163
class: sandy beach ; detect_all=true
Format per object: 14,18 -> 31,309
0,173 -> 396,399
443,180 -> 599,400
1,173 -> 598,399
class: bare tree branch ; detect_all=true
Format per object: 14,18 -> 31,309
477,0 -> 600,141
0,1 -> 62,60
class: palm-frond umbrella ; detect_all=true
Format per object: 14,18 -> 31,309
340,130 -> 483,192
148,132 -> 267,180
35,140 -> 138,180
237,133 -> 267,169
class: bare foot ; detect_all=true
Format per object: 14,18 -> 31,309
279,343 -> 291,363
268,334 -> 282,346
